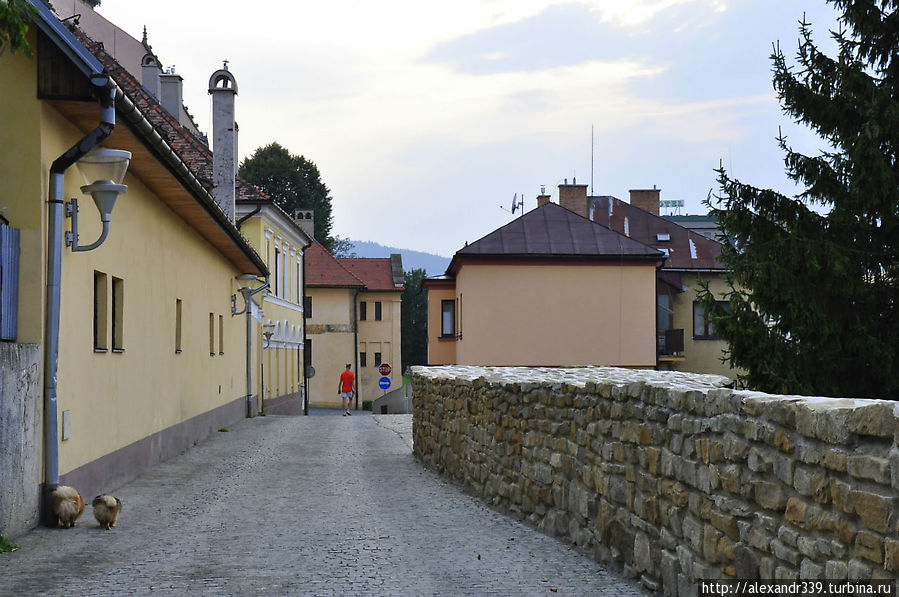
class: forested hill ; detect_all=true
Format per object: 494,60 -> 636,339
349,240 -> 450,276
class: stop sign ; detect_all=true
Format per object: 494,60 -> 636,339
378,363 -> 392,376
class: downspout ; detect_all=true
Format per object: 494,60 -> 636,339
245,277 -> 269,417
42,75 -> 118,525
301,239 -> 311,416
352,288 -> 361,410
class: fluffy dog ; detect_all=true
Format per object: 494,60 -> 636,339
52,485 -> 84,529
92,495 -> 122,530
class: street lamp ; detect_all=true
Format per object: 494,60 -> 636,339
66,148 -> 131,252
231,273 -> 263,315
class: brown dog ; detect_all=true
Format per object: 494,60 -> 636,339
52,486 -> 84,529
92,495 -> 122,530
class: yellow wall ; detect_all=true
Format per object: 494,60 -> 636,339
36,107 -> 249,475
0,37 -> 45,343
425,286 -> 457,365
357,291 -> 402,402
432,262 -> 658,367
306,287 -> 356,407
670,273 -> 737,379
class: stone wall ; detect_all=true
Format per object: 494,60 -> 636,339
412,366 -> 899,594
0,343 -> 42,539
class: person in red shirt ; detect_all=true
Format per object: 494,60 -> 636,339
338,363 -> 355,416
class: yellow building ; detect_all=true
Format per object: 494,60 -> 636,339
305,242 -> 403,408
236,202 -> 312,414
424,196 -> 665,367
0,2 -> 267,525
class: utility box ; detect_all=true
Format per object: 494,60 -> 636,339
0,224 -> 20,341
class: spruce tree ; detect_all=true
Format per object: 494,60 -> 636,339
701,1 -> 899,399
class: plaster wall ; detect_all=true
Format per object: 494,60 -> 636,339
671,273 -> 735,378
454,263 -> 657,367
306,287 -> 356,407
357,291 -> 402,402
425,286 -> 457,365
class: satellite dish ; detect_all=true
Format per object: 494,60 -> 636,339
511,193 -> 524,214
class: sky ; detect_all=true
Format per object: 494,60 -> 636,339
92,0 -> 842,257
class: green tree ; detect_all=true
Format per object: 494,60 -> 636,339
0,0 -> 38,56
700,1 -> 899,399
401,268 -> 428,371
239,142 -> 336,251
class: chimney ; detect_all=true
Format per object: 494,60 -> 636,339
390,254 -> 404,287
159,67 -> 183,125
558,181 -> 589,219
629,188 -> 661,216
209,63 -> 238,222
141,53 -> 161,99
537,194 -> 551,207
294,209 -> 315,238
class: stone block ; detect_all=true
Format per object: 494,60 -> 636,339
773,566 -> 798,580
777,525 -> 800,548
795,403 -> 853,444
847,402 -> 895,438
634,531 -> 652,573
774,453 -> 795,485
797,536 -> 817,559
646,447 -> 661,476
748,528 -> 770,551
794,439 -> 822,465
784,497 -> 808,527
847,455 -> 891,485
703,524 -> 724,563
661,550 -> 680,597
747,448 -> 772,473
793,465 -> 828,503
753,480 -> 787,511
830,478 -> 853,514
734,543 -> 760,579
683,514 -> 703,555
849,488 -> 894,533
710,509 -> 739,541
847,558 -> 872,580
771,539 -> 801,566
800,558 -> 824,579
825,560 -> 848,579
822,448 -> 849,472
773,428 -> 794,453
759,556 -> 775,578
836,517 -> 857,546
854,530 -> 883,565
885,538 -> 899,572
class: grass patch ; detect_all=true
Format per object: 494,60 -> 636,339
0,536 -> 18,553
217,428 -> 229,432
362,400 -> 373,411
403,373 -> 412,387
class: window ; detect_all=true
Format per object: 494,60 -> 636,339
441,300 -> 455,336
93,271 -> 108,351
175,299 -> 183,353
304,338 -> 312,369
374,352 -> 382,367
693,301 -> 729,340
112,277 -> 124,352
209,313 -> 215,355
274,246 -> 280,297
374,301 -> 382,321
360,352 -> 367,367
304,296 -> 312,318
297,262 -> 301,304
218,315 -> 224,355
359,301 -> 367,321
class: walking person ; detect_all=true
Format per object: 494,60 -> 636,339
338,363 -> 355,416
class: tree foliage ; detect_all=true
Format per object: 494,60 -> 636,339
0,0 -> 38,57
238,142 -> 336,251
700,1 -> 899,399
401,268 -> 428,372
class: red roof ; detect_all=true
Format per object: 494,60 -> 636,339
305,241 -> 364,288
340,258 -> 402,291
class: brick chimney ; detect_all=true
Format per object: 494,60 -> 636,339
209,63 -> 238,222
536,194 -> 551,207
558,180 -> 589,218
159,67 -> 183,126
629,188 -> 661,216
294,209 -> 315,238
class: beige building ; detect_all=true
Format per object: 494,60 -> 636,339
0,2 -> 267,527
424,193 -> 665,367
305,242 -> 403,408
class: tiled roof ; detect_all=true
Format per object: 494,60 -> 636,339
305,241 -> 365,288
73,30 -> 268,207
590,197 -> 724,270
340,258 -> 402,292
452,202 -> 663,267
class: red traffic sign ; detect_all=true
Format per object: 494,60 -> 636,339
378,363 -> 392,376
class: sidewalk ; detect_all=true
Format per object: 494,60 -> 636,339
0,413 -> 646,596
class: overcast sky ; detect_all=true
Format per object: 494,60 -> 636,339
94,0 -> 841,257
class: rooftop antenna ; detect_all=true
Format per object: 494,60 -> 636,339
590,124 -> 594,196
511,192 -> 524,215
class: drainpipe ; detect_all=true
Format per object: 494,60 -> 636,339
245,278 -> 269,417
300,239 -> 311,415
42,75 -> 118,525
352,288 -> 361,410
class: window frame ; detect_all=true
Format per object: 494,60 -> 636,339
359,301 -> 367,321
693,300 -> 729,340
440,299 -> 455,337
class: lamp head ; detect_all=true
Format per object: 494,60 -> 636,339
77,148 -> 131,222
236,274 -> 257,292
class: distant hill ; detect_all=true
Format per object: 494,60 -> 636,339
348,240 -> 450,275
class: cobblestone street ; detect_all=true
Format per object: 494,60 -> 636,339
0,412 -> 647,596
